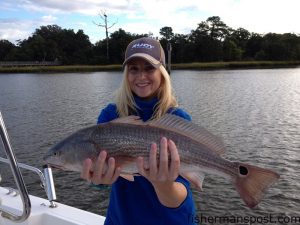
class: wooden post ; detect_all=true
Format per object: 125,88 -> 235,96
167,42 -> 172,74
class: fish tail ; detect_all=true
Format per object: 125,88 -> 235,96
234,163 -> 279,208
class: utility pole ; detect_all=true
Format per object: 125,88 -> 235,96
94,11 -> 117,62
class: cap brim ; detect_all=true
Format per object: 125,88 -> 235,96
122,53 -> 162,68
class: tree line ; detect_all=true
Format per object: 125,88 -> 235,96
1,16 -> 300,65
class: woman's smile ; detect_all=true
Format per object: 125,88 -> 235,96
136,82 -> 150,87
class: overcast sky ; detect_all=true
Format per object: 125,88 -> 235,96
1,0 -> 300,44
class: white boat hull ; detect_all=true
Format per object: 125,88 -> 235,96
0,187 -> 105,225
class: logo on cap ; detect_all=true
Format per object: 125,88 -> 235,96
132,43 -> 154,49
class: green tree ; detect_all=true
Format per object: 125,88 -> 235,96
18,25 -> 63,61
159,27 -> 174,65
280,33 -> 300,60
165,33 -> 190,63
19,25 -> 93,64
190,18 -> 224,61
223,39 -> 242,61
0,40 -> 16,60
92,39 -> 108,64
261,33 -> 290,60
2,16 -> 299,65
230,28 -> 251,49
159,27 -> 174,40
206,16 -> 230,41
245,33 -> 263,60
59,29 -> 92,64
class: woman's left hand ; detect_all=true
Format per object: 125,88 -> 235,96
137,137 -> 180,185
137,137 -> 187,208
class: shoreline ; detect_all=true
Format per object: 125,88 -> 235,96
0,61 -> 299,73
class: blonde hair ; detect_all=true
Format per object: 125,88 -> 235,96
115,64 -> 178,120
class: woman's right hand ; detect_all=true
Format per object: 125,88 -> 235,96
81,150 -> 121,185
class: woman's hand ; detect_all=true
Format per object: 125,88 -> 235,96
81,150 -> 121,185
137,137 -> 180,184
137,137 -> 187,208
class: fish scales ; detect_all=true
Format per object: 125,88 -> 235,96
93,123 -> 152,157
93,121 -> 239,178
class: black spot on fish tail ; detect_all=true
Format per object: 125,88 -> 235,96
239,165 -> 248,176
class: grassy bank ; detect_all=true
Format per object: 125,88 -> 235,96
172,61 -> 300,70
0,64 -> 122,73
1,61 -> 300,73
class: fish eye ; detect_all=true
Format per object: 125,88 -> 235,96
53,151 -> 60,156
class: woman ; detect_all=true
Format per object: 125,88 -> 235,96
81,37 -> 196,225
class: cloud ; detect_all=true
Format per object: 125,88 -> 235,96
190,0 -> 300,34
41,15 -> 58,23
1,0 -> 300,44
114,0 -> 205,37
18,0 -> 132,15
226,0 -> 300,34
0,18 -> 32,42
0,15 -> 58,43
126,0 -> 300,35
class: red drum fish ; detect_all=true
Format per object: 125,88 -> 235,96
43,114 -> 279,208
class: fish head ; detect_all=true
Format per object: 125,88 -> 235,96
43,127 -> 98,172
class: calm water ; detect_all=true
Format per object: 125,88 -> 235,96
0,68 -> 299,223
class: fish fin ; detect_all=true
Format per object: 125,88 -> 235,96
120,174 -> 135,181
181,171 -> 205,191
148,114 -> 225,155
110,116 -> 143,125
234,163 -> 280,208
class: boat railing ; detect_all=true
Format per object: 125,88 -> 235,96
0,111 -> 57,223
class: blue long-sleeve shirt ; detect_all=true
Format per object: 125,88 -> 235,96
97,96 -> 196,225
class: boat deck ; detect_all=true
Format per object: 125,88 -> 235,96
0,187 -> 105,225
